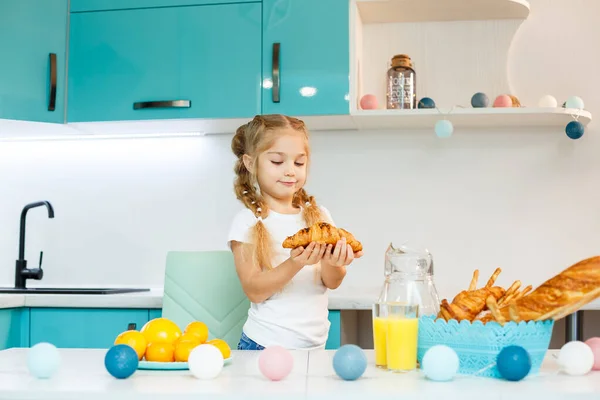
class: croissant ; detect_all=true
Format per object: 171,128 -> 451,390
438,268 -> 508,322
282,222 -> 363,253
476,256 -> 600,324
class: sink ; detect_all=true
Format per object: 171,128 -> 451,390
0,287 -> 150,295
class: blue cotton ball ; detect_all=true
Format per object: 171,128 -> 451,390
105,344 -> 139,379
496,345 -> 531,381
565,96 -> 584,109
566,121 -> 584,139
332,344 -> 367,381
435,120 -> 453,138
471,92 -> 489,108
418,97 -> 436,109
27,342 -> 61,379
422,345 -> 459,381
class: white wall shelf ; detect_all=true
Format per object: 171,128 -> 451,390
356,0 -> 530,24
1,107 -> 591,140
350,107 -> 592,131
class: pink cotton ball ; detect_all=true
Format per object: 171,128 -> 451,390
360,94 -> 378,110
258,346 -> 294,381
493,94 -> 512,107
584,338 -> 600,370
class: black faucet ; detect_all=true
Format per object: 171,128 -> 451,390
15,201 -> 54,289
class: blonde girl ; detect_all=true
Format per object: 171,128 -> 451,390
227,114 -> 363,350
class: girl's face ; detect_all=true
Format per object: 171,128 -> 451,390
255,128 -> 308,203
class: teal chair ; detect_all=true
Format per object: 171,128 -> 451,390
161,251 -> 250,349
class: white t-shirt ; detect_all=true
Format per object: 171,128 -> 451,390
227,206 -> 334,350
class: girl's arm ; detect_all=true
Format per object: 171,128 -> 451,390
321,238 -> 363,289
231,241 -> 326,303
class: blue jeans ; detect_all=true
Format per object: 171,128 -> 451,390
237,332 -> 265,350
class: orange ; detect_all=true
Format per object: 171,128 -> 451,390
184,321 -> 209,343
140,318 -> 182,345
175,333 -> 202,347
174,341 -> 199,362
206,338 -> 231,359
114,330 -> 147,360
145,342 -> 175,362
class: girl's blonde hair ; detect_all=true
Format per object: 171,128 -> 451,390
231,114 -> 324,271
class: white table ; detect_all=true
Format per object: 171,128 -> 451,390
0,348 -> 597,400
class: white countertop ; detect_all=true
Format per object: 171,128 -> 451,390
0,285 -> 598,311
0,348 -> 597,399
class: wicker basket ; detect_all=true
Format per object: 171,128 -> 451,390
417,315 -> 554,378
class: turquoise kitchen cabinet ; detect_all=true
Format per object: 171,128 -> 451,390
68,2 -> 261,123
0,309 -> 29,350
0,0 -> 67,123
71,0 -> 258,13
29,308 -> 149,349
262,0 -> 349,116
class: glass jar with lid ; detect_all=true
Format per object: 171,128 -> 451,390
386,54 -> 417,109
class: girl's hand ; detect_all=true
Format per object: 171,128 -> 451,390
323,237 -> 363,267
289,242 -> 327,267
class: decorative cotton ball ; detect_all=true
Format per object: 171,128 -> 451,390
332,344 -> 367,381
418,97 -> 436,109
558,341 -> 594,376
258,345 -> 294,381
188,344 -> 224,380
360,94 -> 378,110
493,94 -> 512,107
496,345 -> 531,381
584,338 -> 600,371
565,96 -> 584,109
565,121 -> 584,140
538,95 -> 558,108
435,120 -> 453,138
471,92 -> 489,108
104,344 -> 139,379
508,95 -> 521,107
422,345 -> 459,382
27,342 -> 61,379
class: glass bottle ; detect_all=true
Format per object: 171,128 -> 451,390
386,54 -> 417,109
376,241 -> 440,317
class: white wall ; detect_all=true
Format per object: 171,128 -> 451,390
0,0 -> 599,305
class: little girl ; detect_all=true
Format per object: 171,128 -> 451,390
227,114 -> 363,351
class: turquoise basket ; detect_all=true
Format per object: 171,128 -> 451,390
417,315 -> 554,378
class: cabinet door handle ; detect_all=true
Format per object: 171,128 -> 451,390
272,43 -> 280,103
48,53 -> 57,112
127,323 -> 137,330
133,100 -> 191,110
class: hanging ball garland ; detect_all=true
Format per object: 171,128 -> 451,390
496,345 -> 532,381
566,120 -> 584,139
493,94 -> 512,107
538,95 -> 558,107
565,95 -> 585,109
562,95 -> 585,140
471,92 -> 489,108
418,97 -> 436,109
435,120 -> 453,138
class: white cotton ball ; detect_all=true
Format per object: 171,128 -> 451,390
558,341 -> 594,376
188,344 -> 224,380
538,95 -> 558,108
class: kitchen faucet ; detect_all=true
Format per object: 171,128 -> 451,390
15,201 -> 54,289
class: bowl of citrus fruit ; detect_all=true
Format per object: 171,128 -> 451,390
113,317 -> 232,370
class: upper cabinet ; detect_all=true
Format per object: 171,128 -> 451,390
67,2 -> 261,123
0,0 -> 67,123
262,0 -> 350,116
